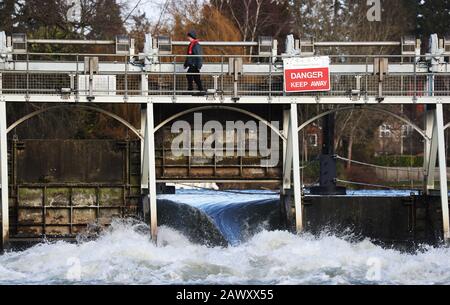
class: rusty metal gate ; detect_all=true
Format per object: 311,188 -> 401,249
8,139 -> 141,239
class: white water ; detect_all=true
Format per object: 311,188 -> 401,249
1,189 -> 450,285
1,219 -> 450,285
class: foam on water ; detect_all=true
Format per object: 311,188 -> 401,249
1,189 -> 450,285
1,219 -> 450,285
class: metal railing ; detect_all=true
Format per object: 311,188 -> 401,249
1,53 -> 449,98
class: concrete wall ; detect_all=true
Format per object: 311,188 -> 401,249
302,195 -> 447,248
374,167 -> 450,182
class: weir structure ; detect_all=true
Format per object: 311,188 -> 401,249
1,32 -> 450,250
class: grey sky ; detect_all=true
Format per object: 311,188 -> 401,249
123,0 -> 168,22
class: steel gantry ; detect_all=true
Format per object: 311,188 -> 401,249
2,32 -> 450,249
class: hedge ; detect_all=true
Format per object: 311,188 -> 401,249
373,155 -> 424,167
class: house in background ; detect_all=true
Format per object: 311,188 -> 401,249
301,123 -> 322,161
375,119 -> 423,157
377,121 -> 410,155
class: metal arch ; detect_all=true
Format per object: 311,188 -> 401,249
297,106 -> 430,141
7,104 -> 144,140
154,105 -> 287,142
444,122 -> 450,131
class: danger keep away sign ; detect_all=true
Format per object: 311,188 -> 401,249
283,56 -> 331,93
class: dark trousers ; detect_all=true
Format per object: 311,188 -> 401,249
186,66 -> 204,91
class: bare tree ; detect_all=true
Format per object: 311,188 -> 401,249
129,12 -> 152,51
0,0 -> 23,33
211,0 -> 292,54
165,2 -> 243,56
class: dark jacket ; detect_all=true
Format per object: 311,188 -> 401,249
184,41 -> 203,70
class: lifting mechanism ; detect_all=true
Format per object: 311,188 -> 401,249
1,31 -> 450,250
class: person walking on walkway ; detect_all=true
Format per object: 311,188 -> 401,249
184,31 -> 204,95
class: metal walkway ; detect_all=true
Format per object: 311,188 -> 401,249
1,32 -> 450,249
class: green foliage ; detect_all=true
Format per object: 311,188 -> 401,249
374,155 -> 424,167
302,160 -> 346,183
303,160 -> 320,180
1,0 -> 126,39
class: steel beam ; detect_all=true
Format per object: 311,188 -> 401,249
436,103 -> 450,243
287,104 -> 303,233
144,102 -> 158,242
141,74 -> 149,191
2,95 -> 449,105
14,38 -> 403,48
424,105 -> 438,192
6,104 -> 143,139
282,109 -> 291,190
0,61 -> 426,74
297,106 -> 429,141
141,106 -> 149,191
0,101 -> 8,251
157,179 -> 281,184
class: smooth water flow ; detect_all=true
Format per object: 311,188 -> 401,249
0,190 -> 449,285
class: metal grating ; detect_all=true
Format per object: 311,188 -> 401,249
0,54 -> 449,98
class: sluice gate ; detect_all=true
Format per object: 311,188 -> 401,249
1,32 -> 450,250
9,139 -> 141,239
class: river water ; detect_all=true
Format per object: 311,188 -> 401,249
0,190 -> 449,285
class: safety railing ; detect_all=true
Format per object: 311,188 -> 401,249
1,53 -> 449,98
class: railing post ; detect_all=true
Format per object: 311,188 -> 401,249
220,55 -> 224,99
424,72 -> 438,193
436,103 -> 450,243
173,56 -> 177,99
0,100 -> 9,251
75,54 -> 80,102
268,55 -> 272,100
141,73 -> 149,98
26,53 -> 29,100
124,55 -> 128,102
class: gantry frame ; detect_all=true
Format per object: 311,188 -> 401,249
1,32 -> 450,249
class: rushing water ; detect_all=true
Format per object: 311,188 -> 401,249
0,190 -> 450,285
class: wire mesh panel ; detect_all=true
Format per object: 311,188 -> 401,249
148,74 -> 174,95
435,75 -> 450,96
2,73 -> 72,95
116,73 -> 141,96
329,74 -> 357,96
78,75 -> 116,96
0,54 -> 449,98
238,74 -> 272,96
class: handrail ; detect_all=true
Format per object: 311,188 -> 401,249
172,41 -> 258,47
28,39 -> 115,45
1,53 -> 449,98
315,41 -> 401,47
25,39 -> 400,48
6,53 -> 428,59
